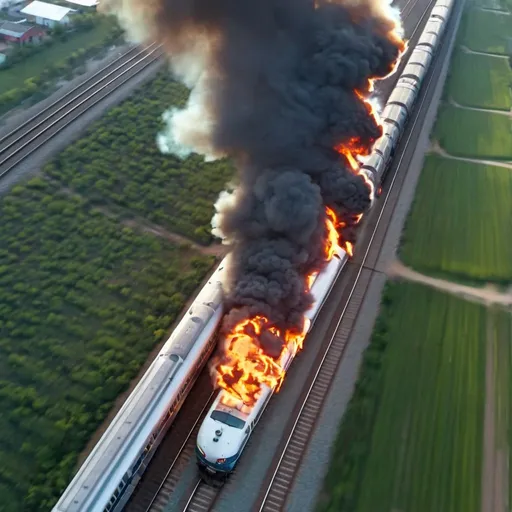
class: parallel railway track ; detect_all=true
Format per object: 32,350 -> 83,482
255,0 -> 463,509
0,42 -> 164,180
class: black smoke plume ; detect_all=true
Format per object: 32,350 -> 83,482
101,0 -> 403,364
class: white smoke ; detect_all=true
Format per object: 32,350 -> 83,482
211,188 -> 238,242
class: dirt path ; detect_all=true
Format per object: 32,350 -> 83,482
387,260 -> 512,307
449,98 -> 512,117
429,142 -> 512,171
460,45 -> 510,58
122,218 -> 226,257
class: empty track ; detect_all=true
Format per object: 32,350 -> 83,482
0,42 -> 163,179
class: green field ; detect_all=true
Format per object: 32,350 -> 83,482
447,50 -> 512,110
45,71 -> 234,244
0,178 -> 215,510
0,18 -> 118,95
435,106 -> 512,160
401,156 -> 512,282
318,283 -> 488,512
490,309 -> 512,508
462,9 -> 512,55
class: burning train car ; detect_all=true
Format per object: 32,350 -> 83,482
195,0 -> 455,485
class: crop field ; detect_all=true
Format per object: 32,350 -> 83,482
435,106 -> 512,160
462,9 -> 512,55
318,283 -> 488,512
45,71 -> 234,245
400,156 -> 512,282
489,309 -> 512,508
0,178 -> 215,510
447,50 -> 512,110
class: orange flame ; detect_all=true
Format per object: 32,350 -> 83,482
211,30 -> 407,409
214,315 -> 308,404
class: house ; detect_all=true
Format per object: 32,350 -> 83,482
0,21 -> 45,45
20,1 -> 76,28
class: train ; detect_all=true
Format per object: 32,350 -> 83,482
196,247 -> 348,485
195,0 -> 456,485
52,0 -> 456,508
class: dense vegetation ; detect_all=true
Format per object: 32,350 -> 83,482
0,65 -> 232,508
44,71 -> 235,244
435,106 -> 512,159
400,156 -> 512,282
447,50 -> 512,110
0,177 -> 215,511
317,283 -> 487,512
0,13 -> 124,113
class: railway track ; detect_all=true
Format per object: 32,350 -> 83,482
0,42 -> 164,180
181,480 -> 219,512
126,392 -> 215,512
124,0 -> 441,510
255,1 -> 463,510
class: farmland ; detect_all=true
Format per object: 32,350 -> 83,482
435,106 -> 512,160
317,283 -> 488,512
462,9 -> 512,55
45,71 -> 235,245
0,69 -> 229,509
400,156 -> 512,282
447,50 -> 512,110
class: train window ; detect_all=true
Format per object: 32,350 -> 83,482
211,411 -> 245,429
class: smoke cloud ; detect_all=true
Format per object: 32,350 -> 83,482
101,0 -> 403,373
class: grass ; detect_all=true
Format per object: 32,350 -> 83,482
462,9 -> 512,55
447,50 -> 512,110
490,309 -> 512,508
318,283 -> 487,512
0,177 -> 216,511
400,156 -> 512,282
0,19 -> 115,95
435,106 -> 512,160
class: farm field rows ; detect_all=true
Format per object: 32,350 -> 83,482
317,283 -> 490,512
447,50 -> 512,110
435,106 -> 512,160
400,156 -> 512,282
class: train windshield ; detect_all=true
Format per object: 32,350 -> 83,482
211,411 -> 245,429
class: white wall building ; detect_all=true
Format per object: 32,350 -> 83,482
21,1 -> 76,28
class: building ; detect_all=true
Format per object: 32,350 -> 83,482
63,0 -> 98,6
20,1 -> 76,28
0,21 -> 45,44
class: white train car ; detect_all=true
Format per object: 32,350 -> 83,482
362,0 -> 456,184
196,247 -> 348,483
52,257 -> 229,512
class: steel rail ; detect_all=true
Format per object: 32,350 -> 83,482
142,393 -> 216,512
181,480 -> 219,512
0,44 -> 152,148
257,2 -> 458,510
0,46 -> 163,178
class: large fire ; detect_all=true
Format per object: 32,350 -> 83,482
212,28 -> 406,408
213,206 -> 352,405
